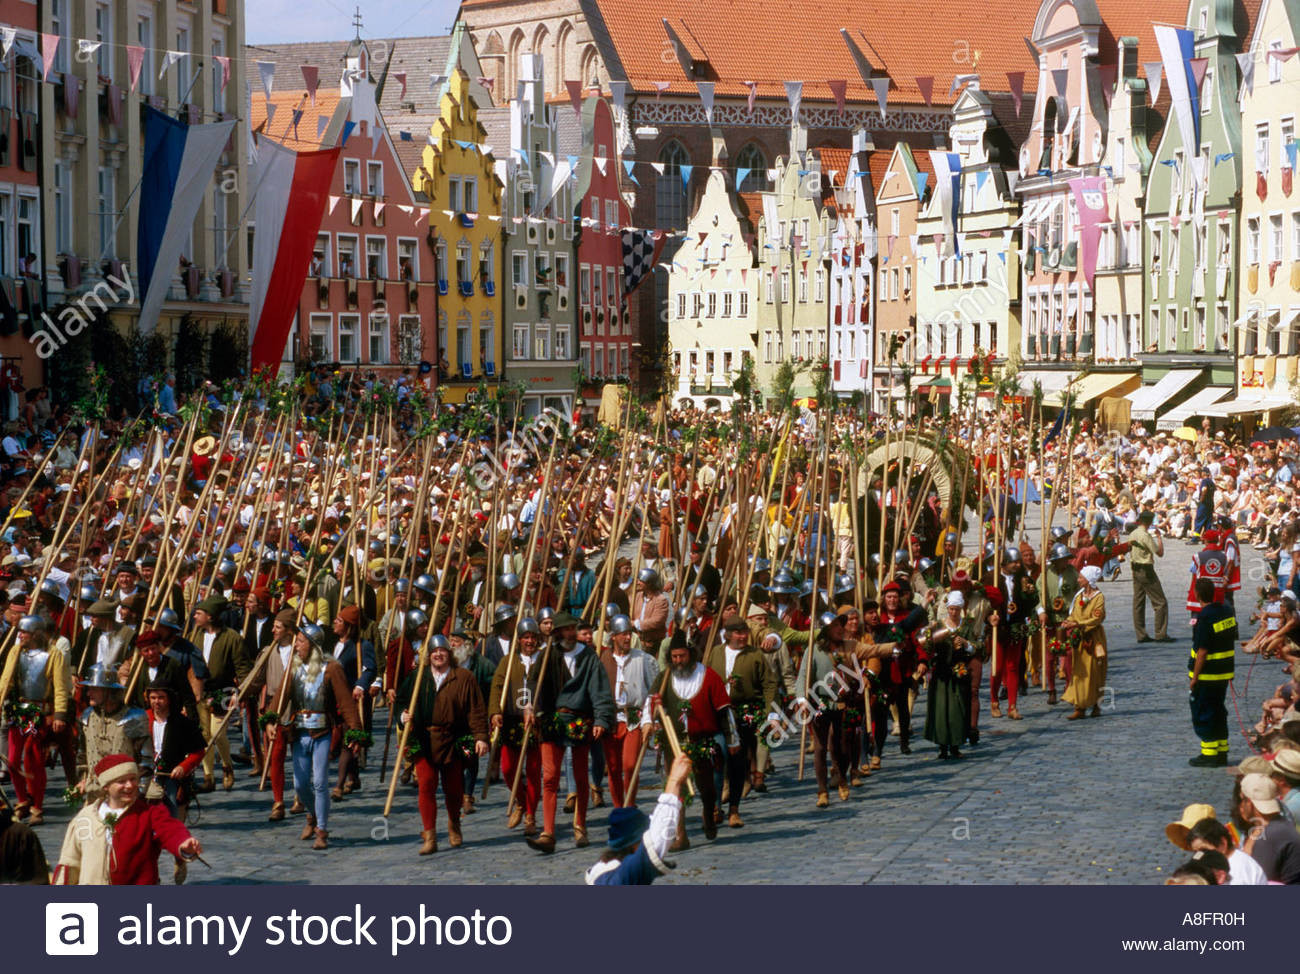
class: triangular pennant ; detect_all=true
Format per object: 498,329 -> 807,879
654,81 -> 671,100
565,79 -> 583,115
395,71 -> 407,101
265,103 -> 278,128
351,198 -> 363,223
744,81 -> 758,113
302,65 -> 319,105
868,76 -> 888,119
1144,61 -> 1163,103
735,166 -> 751,189
215,55 -> 231,92
160,50 -> 187,80
784,81 -> 803,121
1237,52 -> 1255,96
417,207 -> 429,224
1189,57 -> 1209,93
328,195 -> 341,214
39,33 -> 59,82
697,81 -> 716,124
371,126 -> 382,153
317,116 -> 330,139
623,159 -> 638,185
651,161 -> 665,176
257,61 -> 276,101
680,164 -> 693,191
0,27 -> 15,60
374,202 -> 386,220
429,73 -> 448,92
340,119 -> 356,146
1050,68 -> 1069,98
77,39 -> 102,58
828,79 -> 848,116
610,80 -> 628,111
1006,70 -> 1025,116
916,76 -> 933,105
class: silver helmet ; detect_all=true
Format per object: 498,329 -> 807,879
537,607 -> 555,622
1049,543 -> 1072,563
833,572 -> 856,595
427,634 -> 450,652
413,574 -> 438,597
637,567 -> 661,588
155,608 -> 183,631
404,609 -> 428,635
394,578 -> 411,594
499,572 -> 521,591
604,602 -> 621,620
769,569 -> 799,595
80,662 -> 124,689
516,617 -> 541,636
17,614 -> 44,633
300,622 -> 328,649
817,610 -> 840,630
609,615 -> 634,635
493,603 -> 518,625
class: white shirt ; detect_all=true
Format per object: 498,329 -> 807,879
563,645 -> 582,677
520,653 -> 537,675
152,716 -> 166,759
201,630 -> 217,665
1228,848 -> 1268,885
723,646 -> 741,679
430,668 -> 450,690
613,653 -> 630,707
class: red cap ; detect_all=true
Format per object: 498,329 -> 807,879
135,629 -> 162,648
93,753 -> 139,785
882,581 -> 901,594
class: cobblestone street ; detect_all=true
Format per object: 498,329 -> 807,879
14,521 -> 1278,885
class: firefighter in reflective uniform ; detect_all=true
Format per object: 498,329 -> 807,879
1187,577 -> 1236,767
1186,530 -> 1229,626
0,616 -> 72,825
1217,516 -> 1241,610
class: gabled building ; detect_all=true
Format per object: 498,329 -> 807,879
573,93 -> 634,389
1231,0 -> 1300,419
872,142 -> 931,413
824,135 -> 877,400
1142,0 -> 1255,405
753,124 -> 834,403
248,37 -> 438,378
667,132 -> 757,409
914,88 -> 1024,413
500,53 -> 576,418
414,69 -> 504,404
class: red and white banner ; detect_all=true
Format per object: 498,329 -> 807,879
248,138 -> 342,374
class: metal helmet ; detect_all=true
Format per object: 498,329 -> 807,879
689,584 -> 709,601
499,572 -> 521,591
78,582 -> 100,604
610,614 -> 634,635
427,634 -> 450,652
80,662 -> 124,690
751,556 -> 772,574
38,578 -> 62,600
1050,526 -> 1070,541
300,622 -> 328,649
868,553 -> 883,568
674,605 -> 692,628
156,608 -> 183,631
493,603 -> 518,625
413,573 -> 438,597
769,569 -> 799,595
218,557 -> 238,577
817,610 -> 840,630
604,602 -> 621,620
833,572 -> 856,596
637,567 -> 661,588
797,579 -> 816,598
1004,546 -> 1021,563
404,609 -> 428,635
918,557 -> 936,574
394,578 -> 411,594
1049,544 -> 1072,563
894,549 -> 910,566
516,617 -> 541,636
537,607 -> 555,622
17,614 -> 45,633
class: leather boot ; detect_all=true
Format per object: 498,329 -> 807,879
751,771 -> 767,793
419,829 -> 438,855
198,773 -> 215,794
573,825 -> 589,848
728,806 -> 744,828
300,814 -> 317,841
462,794 -> 476,815
525,831 -> 556,853
523,814 -> 539,837
268,802 -> 285,822
289,798 -> 306,814
448,817 -> 463,848
506,804 -> 523,829
816,792 -> 830,808
248,757 -> 263,778
312,828 -> 328,850
223,765 -> 235,791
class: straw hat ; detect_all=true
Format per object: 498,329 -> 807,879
1164,803 -> 1216,850
193,435 -> 219,457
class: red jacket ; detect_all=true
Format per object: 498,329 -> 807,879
55,798 -> 192,885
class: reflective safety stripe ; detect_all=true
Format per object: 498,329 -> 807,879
1196,672 -> 1233,681
1204,651 -> 1234,660
1211,616 -> 1237,633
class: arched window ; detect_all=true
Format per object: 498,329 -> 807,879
580,45 -> 600,90
1040,99 -> 1059,171
735,143 -> 768,192
656,140 -> 690,230
507,29 -> 525,98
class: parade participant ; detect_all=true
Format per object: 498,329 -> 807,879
118,629 -> 196,719
528,611 -> 613,853
238,588 -> 276,776
454,623 -> 496,813
704,615 -> 777,823
394,634 -> 489,855
598,614 -> 658,807
2,615 -> 70,825
192,595 -> 249,793
922,591 -> 981,759
1186,530 -> 1229,625
1218,515 -> 1241,609
143,680 -> 205,883
260,609 -> 298,821
78,599 -> 132,679
1061,566 -> 1108,721
648,637 -> 740,851
54,753 -> 201,885
488,617 -> 545,838
328,604 -> 376,800
153,609 -> 207,712
1040,545 -> 1079,705
585,753 -> 691,886
989,547 -> 1039,721
794,611 -> 858,806
77,663 -> 149,804
681,539 -> 721,605
631,568 -> 670,655
1187,577 -> 1236,767
876,582 -> 921,752
268,622 -> 362,850
1129,510 -> 1173,643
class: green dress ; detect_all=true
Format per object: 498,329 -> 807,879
923,617 -> 980,749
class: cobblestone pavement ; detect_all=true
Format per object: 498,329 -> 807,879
12,520 -> 1279,885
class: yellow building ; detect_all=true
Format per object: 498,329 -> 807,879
415,69 -> 504,405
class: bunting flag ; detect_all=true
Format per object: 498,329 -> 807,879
735,166 -> 750,189
302,65 -> 319,105
1269,46 -> 1300,62
622,228 -> 666,300
370,126 -> 382,154
249,137 -> 343,373
594,156 -> 607,176
565,79 -> 583,115
265,104 -> 278,129
39,33 -> 59,82
1213,151 -> 1234,167
1068,175 -> 1107,289
1098,63 -> 1117,108
399,130 -> 412,142
1287,141 -> 1299,171
429,73 -> 448,91
828,79 -> 848,116
653,81 -> 671,99
77,39 -> 101,58
610,80 -> 628,111
680,164 -> 693,191
417,207 -> 429,224
374,201 -> 386,221
929,151 -> 961,256
1155,25 -> 1200,149
160,50 -> 187,80
136,107 -> 237,336
623,159 -> 638,185
697,81 -> 715,124
340,119 -> 355,146
1050,68 -> 1069,98
215,55 -> 231,92
784,81 -> 803,121
744,81 -> 758,113
317,116 -> 330,140
1189,57 -> 1209,94
291,108 -> 303,140
975,169 -> 990,195
257,61 -> 276,102
950,73 -> 978,96
1237,52 -> 1255,96
395,71 -> 407,101
0,27 -> 14,59
915,76 -> 933,105
1143,61 -> 1164,104
868,77 -> 888,119
1007,70 -> 1025,115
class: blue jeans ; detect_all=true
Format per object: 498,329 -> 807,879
293,733 -> 331,830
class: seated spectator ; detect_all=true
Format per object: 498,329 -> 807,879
1238,773 -> 1300,884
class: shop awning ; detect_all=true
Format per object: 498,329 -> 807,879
916,377 -> 952,393
1127,370 -> 1202,422
1065,371 -> 1140,408
1199,391 -> 1295,418
1016,370 -> 1076,401
1158,387 -> 1231,430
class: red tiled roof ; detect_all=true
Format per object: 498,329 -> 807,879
591,0 -> 1041,106
250,91 -> 343,152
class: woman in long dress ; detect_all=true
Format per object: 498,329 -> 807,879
922,591 -> 981,759
1062,564 -> 1108,719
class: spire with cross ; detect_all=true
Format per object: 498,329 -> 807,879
352,6 -> 363,40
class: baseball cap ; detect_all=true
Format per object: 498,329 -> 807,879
1240,773 -> 1282,815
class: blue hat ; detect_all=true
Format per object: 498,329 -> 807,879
606,806 -> 650,852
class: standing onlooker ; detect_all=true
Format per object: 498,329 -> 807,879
1129,510 -> 1172,643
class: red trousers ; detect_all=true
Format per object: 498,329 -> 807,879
414,755 -> 463,831
267,729 -> 289,803
600,723 -> 643,807
991,636 -> 1026,710
7,725 -> 47,810
540,740 -> 589,834
500,743 -> 541,818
